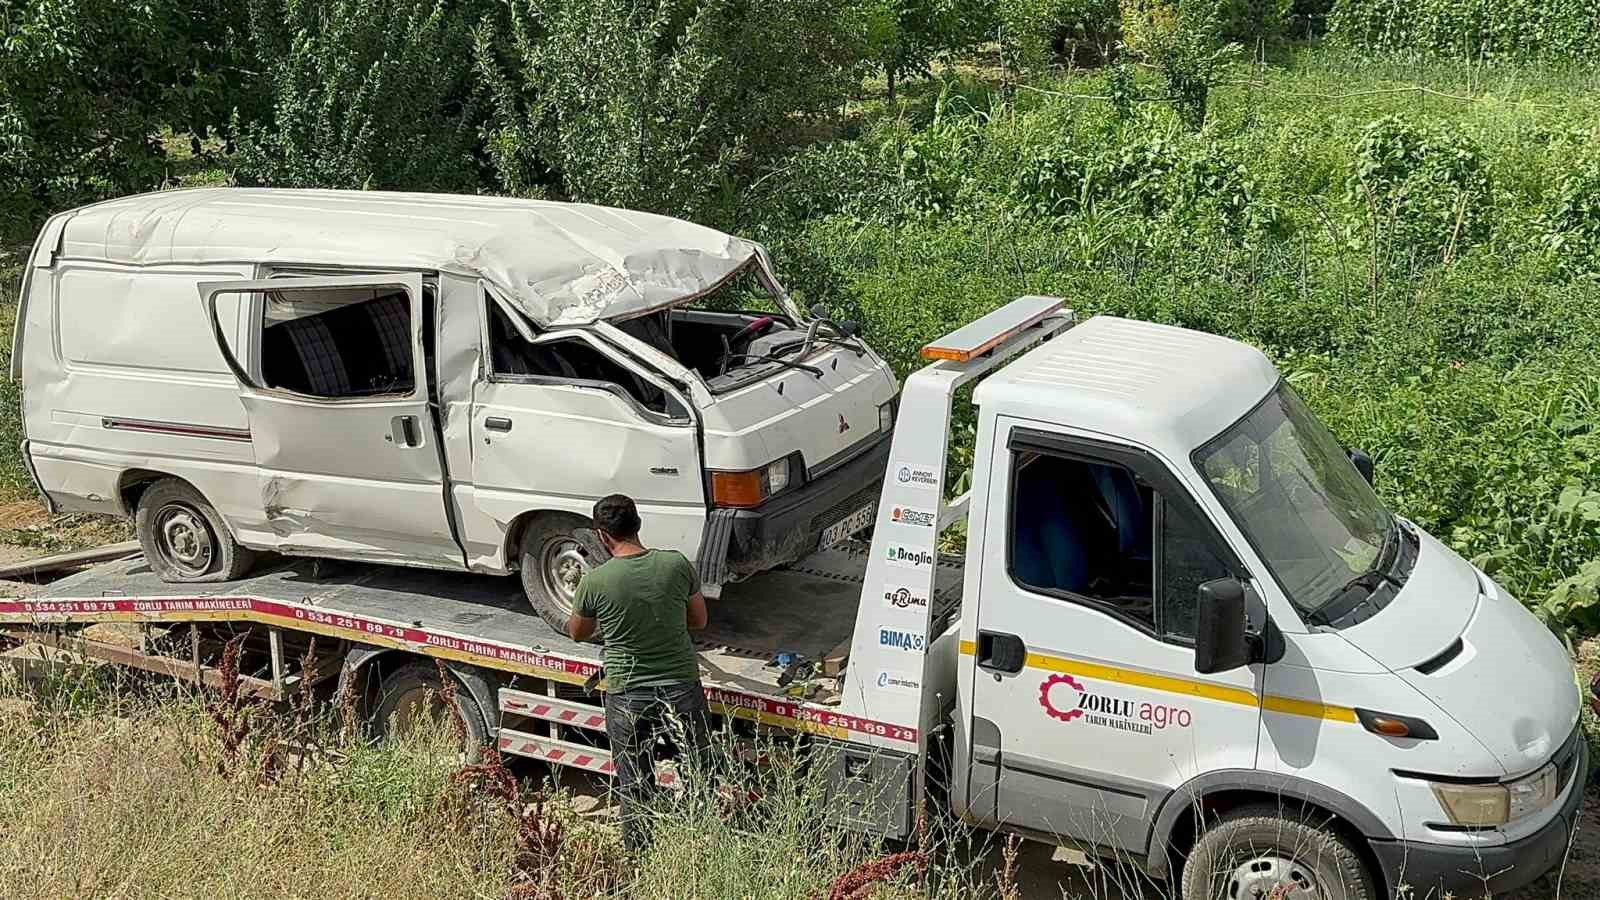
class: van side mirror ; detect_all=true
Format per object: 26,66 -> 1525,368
1347,447 -> 1374,485
1195,577 -> 1251,674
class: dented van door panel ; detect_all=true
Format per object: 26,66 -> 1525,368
469,331 -> 705,570
199,273 -> 464,568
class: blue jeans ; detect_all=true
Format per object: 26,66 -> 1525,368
603,681 -> 712,849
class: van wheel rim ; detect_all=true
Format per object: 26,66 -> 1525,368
539,536 -> 589,614
1225,853 -> 1323,899
154,503 -> 215,577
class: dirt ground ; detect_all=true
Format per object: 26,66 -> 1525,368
1,503 -> 1597,899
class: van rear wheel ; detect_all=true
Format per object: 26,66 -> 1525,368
135,478 -> 256,583
518,513 -> 594,632
1181,805 -> 1376,900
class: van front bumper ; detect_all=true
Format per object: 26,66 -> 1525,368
1372,737 -> 1587,897
700,433 -> 891,584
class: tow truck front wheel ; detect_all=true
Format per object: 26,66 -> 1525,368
135,478 -> 256,583
518,513 -> 594,632
1181,806 -> 1376,900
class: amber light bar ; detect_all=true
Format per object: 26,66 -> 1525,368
919,295 -> 1065,362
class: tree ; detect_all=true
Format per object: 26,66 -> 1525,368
474,0 -> 865,222
863,0 -> 992,103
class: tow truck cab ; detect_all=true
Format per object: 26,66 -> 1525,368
835,301 -> 1582,899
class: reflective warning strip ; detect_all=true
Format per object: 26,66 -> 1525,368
0,596 -> 919,745
496,729 -> 679,787
958,640 -> 1357,724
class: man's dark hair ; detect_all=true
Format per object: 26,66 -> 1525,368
593,494 -> 641,540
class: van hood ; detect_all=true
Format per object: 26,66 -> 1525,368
1342,529 -> 1580,775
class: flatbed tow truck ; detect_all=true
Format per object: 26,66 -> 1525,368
0,298 -> 1584,900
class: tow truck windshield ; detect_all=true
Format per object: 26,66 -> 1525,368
1196,382 -> 1398,624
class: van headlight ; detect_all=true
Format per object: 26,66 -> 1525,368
710,456 -> 796,508
1431,762 -> 1559,826
878,401 -> 895,434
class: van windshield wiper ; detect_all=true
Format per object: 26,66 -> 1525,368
721,353 -> 824,379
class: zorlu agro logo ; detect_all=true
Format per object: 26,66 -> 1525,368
885,544 -> 934,568
891,505 -> 936,528
1038,673 -> 1192,734
883,584 -> 929,609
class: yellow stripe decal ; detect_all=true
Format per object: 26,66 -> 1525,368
958,640 -> 1356,723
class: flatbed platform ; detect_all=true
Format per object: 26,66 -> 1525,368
2,543 -> 962,750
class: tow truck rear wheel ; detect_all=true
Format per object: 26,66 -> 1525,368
135,478 -> 256,583
518,512 -> 594,632
368,662 -> 493,761
1181,805 -> 1376,900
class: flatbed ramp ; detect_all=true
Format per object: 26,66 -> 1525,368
1,544 -> 961,758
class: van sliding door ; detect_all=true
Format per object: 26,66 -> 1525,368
199,273 -> 463,568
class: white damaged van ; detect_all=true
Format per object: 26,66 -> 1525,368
13,189 -> 899,627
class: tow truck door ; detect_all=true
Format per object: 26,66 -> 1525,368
964,416 -> 1262,851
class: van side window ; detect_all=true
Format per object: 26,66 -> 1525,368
1009,449 -> 1229,642
486,302 -> 680,419
261,288 -> 414,398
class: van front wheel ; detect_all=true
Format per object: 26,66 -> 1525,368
135,478 -> 256,583
518,513 -> 594,632
1181,805 -> 1376,900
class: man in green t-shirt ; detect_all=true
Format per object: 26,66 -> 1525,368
568,494 -> 710,850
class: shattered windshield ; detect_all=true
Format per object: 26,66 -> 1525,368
1195,383 -> 1394,622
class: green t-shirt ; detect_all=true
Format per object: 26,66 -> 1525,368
572,549 -> 701,691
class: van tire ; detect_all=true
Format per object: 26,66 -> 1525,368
368,662 -> 493,761
1180,805 -> 1376,900
135,478 -> 256,583
518,513 -> 595,632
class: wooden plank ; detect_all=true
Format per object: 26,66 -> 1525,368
1,627 -> 279,700
0,541 -> 141,580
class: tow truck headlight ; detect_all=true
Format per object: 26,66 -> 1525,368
710,456 -> 796,508
1430,762 -> 1559,827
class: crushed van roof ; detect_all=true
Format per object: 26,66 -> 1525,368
49,188 -> 768,326
974,315 -> 1280,454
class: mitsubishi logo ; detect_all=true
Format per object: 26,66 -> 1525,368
838,414 -> 850,434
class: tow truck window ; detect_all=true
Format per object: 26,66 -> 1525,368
1009,450 -> 1230,641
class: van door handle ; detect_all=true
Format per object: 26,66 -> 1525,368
390,415 -> 422,448
976,630 -> 1027,675
485,417 -> 513,433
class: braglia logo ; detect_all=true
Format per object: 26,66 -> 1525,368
879,628 -> 926,652
882,584 -> 929,609
884,544 -> 934,568
891,505 -> 936,528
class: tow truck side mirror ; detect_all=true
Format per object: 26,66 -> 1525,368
1347,447 -> 1375,485
1195,577 -> 1251,674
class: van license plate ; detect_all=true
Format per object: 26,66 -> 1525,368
820,504 -> 875,548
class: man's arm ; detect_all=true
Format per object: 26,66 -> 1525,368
686,592 -> 708,631
568,612 -> 598,642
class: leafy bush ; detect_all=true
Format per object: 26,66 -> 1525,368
1329,0 -> 1600,58
1346,114 -> 1492,267
998,0 -> 1122,69
0,0 -> 246,237
863,0 -> 993,102
232,0 -> 485,191
475,0 -> 864,223
1121,0 -> 1240,129
1536,143 -> 1600,282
